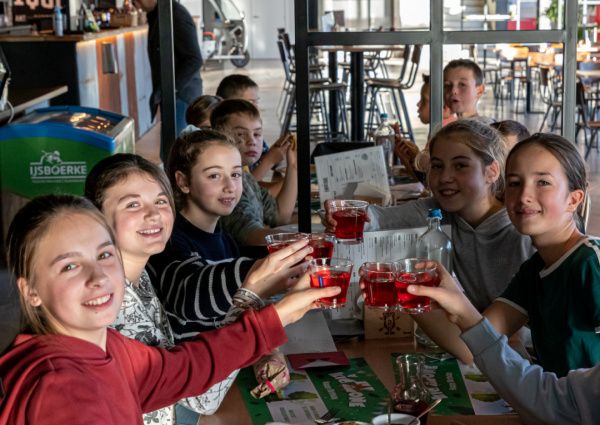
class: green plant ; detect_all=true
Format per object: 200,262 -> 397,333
545,0 -> 558,24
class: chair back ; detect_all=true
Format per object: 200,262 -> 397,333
400,45 -> 422,89
276,39 -> 293,82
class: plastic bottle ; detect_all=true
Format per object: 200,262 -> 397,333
373,112 -> 395,175
53,6 -> 64,37
416,208 -> 452,272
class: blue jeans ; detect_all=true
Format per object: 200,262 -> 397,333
175,404 -> 200,425
175,97 -> 189,136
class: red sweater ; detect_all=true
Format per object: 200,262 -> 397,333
0,306 -> 285,425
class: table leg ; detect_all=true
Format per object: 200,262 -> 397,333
351,51 -> 365,141
328,51 -> 339,141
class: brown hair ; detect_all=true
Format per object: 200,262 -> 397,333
216,74 -> 258,99
167,129 -> 239,209
6,194 -> 117,335
429,119 -> 507,197
84,153 -> 175,214
210,98 -> 261,130
491,120 -> 531,143
185,94 -> 222,127
507,133 -> 588,230
444,59 -> 484,86
507,133 -> 587,195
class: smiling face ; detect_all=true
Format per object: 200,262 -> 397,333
101,172 -> 174,265
222,112 -> 263,166
429,134 -> 500,225
177,143 -> 243,230
505,144 -> 584,241
24,212 -> 124,345
443,66 -> 484,117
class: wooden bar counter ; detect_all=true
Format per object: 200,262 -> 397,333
0,26 -> 153,138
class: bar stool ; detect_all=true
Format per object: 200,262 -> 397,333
276,41 -> 348,141
538,66 -> 562,132
364,45 -> 422,141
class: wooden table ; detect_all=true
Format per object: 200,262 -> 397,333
320,45 -> 405,142
202,338 -> 524,425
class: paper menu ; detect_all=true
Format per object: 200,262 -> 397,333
314,146 -> 390,207
329,228 -> 426,319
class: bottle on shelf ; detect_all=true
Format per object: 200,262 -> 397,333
373,112 -> 395,178
53,6 -> 64,37
416,208 -> 452,273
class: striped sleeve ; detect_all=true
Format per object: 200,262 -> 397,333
147,255 -> 255,341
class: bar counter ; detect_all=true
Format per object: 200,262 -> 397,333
0,25 -> 153,138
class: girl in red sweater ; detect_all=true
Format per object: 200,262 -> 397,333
0,194 -> 339,425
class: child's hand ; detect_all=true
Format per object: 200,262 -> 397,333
265,134 -> 291,165
243,239 -> 312,298
394,137 -> 420,166
274,284 -> 341,327
407,263 -> 482,331
285,142 -> 297,169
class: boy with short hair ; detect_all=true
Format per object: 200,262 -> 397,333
216,74 -> 290,184
211,99 -> 297,246
443,59 -> 494,123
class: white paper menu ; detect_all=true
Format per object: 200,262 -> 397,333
314,146 -> 391,207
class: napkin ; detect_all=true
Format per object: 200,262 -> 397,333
250,350 -> 290,398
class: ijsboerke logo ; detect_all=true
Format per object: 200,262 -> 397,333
29,150 -> 87,183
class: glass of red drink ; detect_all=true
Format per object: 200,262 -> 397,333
394,259 -> 439,314
308,257 -> 353,309
329,199 -> 369,244
359,262 -> 397,310
307,233 -> 335,259
264,232 -> 309,254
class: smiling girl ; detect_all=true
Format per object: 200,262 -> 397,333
0,194 -> 337,424
84,154 -> 311,423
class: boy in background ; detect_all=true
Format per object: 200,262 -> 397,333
211,99 -> 297,247
443,59 -> 494,124
216,74 -> 292,185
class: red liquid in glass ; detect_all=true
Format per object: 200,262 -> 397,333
362,271 -> 396,308
266,242 -> 290,254
332,209 -> 367,240
394,399 -> 431,425
395,271 -> 440,312
309,270 -> 351,307
309,239 -> 334,259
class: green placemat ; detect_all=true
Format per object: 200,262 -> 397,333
237,358 -> 390,424
391,353 -> 474,416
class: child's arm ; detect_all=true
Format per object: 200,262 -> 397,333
274,144 -> 297,225
483,300 -> 528,338
251,134 -> 291,181
411,309 -> 474,364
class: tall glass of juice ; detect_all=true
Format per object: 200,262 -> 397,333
329,199 -> 369,244
359,262 -> 397,311
308,257 -> 353,309
394,259 -> 439,314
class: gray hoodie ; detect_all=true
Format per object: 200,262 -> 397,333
368,198 -> 534,311
463,319 -> 600,425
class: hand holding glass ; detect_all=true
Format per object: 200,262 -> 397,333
308,257 -> 353,308
394,259 -> 440,314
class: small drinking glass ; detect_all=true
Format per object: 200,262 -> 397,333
359,262 -> 397,311
308,257 -> 353,309
307,233 -> 335,259
329,199 -> 369,244
264,232 -> 309,254
394,259 -> 440,314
